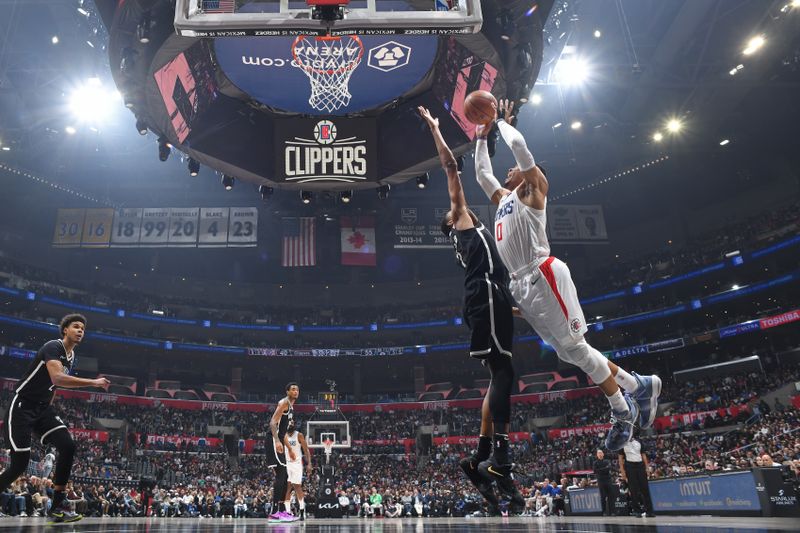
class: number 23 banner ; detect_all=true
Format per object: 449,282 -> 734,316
53,207 -> 258,248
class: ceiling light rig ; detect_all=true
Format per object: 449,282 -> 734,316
551,156 -> 670,202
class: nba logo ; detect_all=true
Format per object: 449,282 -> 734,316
314,120 -> 337,145
435,0 -> 451,11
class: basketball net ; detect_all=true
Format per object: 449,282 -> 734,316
291,35 -> 364,113
323,438 -> 334,464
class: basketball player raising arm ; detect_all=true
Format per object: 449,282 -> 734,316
418,106 -> 524,514
473,100 -> 662,451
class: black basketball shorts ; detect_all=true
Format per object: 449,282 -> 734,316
3,396 -> 68,453
464,278 -> 514,360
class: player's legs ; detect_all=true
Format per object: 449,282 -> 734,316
36,412 -> 81,523
1,400 -> 34,494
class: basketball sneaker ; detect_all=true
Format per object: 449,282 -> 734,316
48,502 -> 83,524
605,394 -> 640,451
459,454 -> 499,507
278,511 -> 300,522
631,373 -> 662,429
476,458 -> 525,514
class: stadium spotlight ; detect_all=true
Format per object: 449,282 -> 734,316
136,12 -> 151,44
666,118 -> 682,133
416,173 -> 429,189
742,35 -> 765,56
339,190 -> 352,203
65,126 -> 77,135
301,190 -> 313,204
377,184 -> 391,200
719,139 -> 730,146
69,78 -> 117,124
555,56 -> 590,86
136,117 -> 148,135
51,36 -> 59,45
157,136 -> 171,161
652,131 -> 663,142
187,158 -> 200,176
530,93 -> 542,105
593,29 -> 602,39
259,185 -> 273,201
221,174 -> 235,191
570,121 -> 582,130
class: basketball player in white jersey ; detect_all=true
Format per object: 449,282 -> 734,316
473,100 -> 661,451
282,421 -> 312,521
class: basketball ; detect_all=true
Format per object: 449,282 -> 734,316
464,90 -> 498,125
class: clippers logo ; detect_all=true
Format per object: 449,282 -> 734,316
284,120 -> 368,183
314,120 -> 337,145
367,41 -> 412,72
570,318 -> 583,333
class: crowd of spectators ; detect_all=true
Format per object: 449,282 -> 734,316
3,405 -> 796,518
1,199 -> 797,335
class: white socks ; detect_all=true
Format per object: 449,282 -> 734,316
607,389 -> 629,414
299,499 -> 305,510
614,367 -> 639,393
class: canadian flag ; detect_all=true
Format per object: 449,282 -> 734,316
340,216 -> 376,266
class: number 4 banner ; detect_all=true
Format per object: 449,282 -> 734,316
198,208 -> 230,247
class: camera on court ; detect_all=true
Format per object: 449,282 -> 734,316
308,0 -> 347,22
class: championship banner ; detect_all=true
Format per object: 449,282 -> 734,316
275,117 -> 377,184
547,204 -> 608,242
341,216 -> 376,266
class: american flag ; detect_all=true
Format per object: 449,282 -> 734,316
282,217 -> 316,267
202,0 -> 236,14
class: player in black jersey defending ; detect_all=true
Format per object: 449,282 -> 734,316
418,106 -> 524,514
267,382 -> 299,522
0,314 -> 110,523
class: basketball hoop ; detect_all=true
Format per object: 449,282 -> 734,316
291,34 -> 364,113
323,438 -> 334,460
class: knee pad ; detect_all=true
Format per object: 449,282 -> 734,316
563,340 -> 611,384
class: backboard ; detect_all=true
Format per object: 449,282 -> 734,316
174,0 -> 483,37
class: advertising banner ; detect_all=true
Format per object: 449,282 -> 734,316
649,471 -> 761,513
213,35 -> 437,115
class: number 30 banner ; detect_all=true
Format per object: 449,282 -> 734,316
53,207 -> 258,248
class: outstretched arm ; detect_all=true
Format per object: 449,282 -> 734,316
474,124 -> 507,206
496,100 -> 548,194
418,107 -> 473,230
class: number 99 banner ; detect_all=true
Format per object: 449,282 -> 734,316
53,207 -> 258,248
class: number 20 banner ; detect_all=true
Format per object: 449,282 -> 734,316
53,207 -> 258,248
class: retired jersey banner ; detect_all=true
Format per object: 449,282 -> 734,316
547,204 -> 608,242
341,216 -> 376,266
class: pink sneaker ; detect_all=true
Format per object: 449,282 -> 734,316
279,512 -> 300,522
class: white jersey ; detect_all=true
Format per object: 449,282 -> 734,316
494,188 -> 550,273
286,431 -> 302,465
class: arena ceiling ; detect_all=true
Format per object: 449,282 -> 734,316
0,0 -> 799,204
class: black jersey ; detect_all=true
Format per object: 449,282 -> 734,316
450,223 -> 509,289
278,399 -> 294,441
14,339 -> 74,404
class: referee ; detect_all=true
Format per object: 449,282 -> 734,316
618,435 -> 655,518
